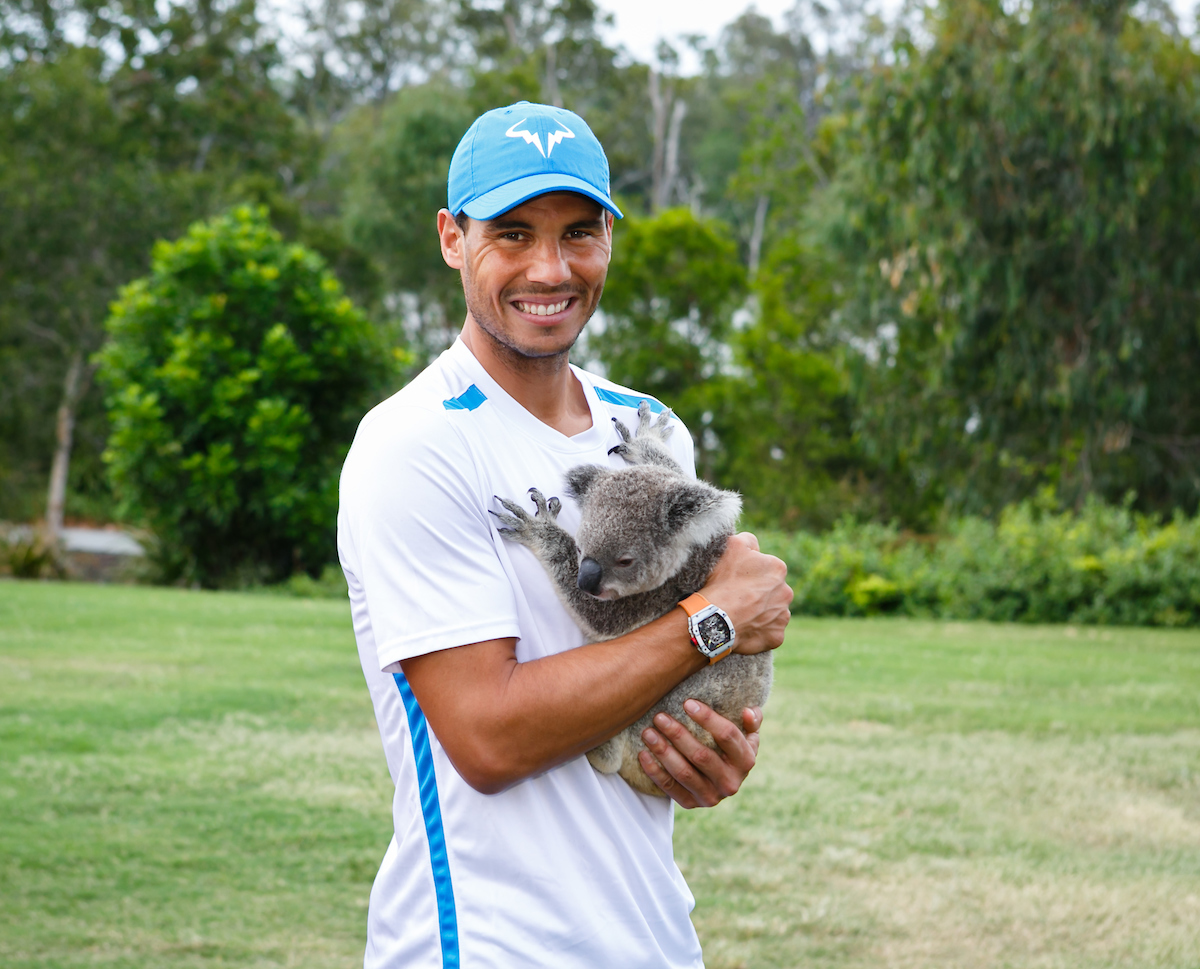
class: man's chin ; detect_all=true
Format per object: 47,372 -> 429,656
477,315 -> 585,361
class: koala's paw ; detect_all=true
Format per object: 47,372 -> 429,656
491,488 -> 565,550
609,400 -> 676,467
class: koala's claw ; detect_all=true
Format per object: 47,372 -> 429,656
488,499 -> 525,535
492,489 -> 563,545
636,400 -> 656,434
609,401 -> 677,468
525,487 -> 560,520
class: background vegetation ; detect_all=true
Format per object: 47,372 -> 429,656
96,206 -> 392,586
2,0 -> 1199,586
3,582 -> 1197,967
762,494 -> 1200,626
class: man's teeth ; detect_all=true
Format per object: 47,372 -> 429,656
516,299 -> 570,316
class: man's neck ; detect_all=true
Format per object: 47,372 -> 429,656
459,318 -> 593,437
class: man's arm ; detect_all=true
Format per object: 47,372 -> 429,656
400,532 -> 792,801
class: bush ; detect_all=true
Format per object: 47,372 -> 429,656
96,206 -> 394,588
764,496 -> 1200,627
0,526 -> 65,579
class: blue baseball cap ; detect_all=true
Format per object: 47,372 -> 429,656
448,101 -> 623,221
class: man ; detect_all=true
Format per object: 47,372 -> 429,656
338,101 -> 792,968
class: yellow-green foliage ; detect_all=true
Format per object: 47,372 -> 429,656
761,496 -> 1200,626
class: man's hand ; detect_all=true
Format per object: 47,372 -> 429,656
637,702 -> 764,809
701,532 -> 792,656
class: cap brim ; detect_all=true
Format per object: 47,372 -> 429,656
460,172 -> 623,220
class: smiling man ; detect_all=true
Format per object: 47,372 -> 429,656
337,102 -> 792,969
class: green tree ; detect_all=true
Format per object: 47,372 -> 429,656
0,0 -> 312,534
339,80 -> 473,365
719,237 -> 857,528
96,206 -> 394,586
592,208 -> 746,415
0,49 -> 183,534
588,207 -> 853,526
824,0 -> 1200,517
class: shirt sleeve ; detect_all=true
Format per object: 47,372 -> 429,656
669,415 -> 697,479
338,405 -> 521,672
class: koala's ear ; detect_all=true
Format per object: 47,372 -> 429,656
564,464 -> 608,501
662,483 -> 717,533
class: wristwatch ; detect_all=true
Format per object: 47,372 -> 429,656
678,593 -> 736,664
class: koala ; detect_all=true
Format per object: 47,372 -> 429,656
492,401 -> 773,797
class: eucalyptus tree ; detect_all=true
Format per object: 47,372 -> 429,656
825,0 -> 1200,516
0,0 -> 309,532
338,80 -> 474,367
0,51 -> 180,535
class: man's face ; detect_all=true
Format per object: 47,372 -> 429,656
438,192 -> 613,360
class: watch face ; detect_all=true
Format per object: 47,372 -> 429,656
696,612 -> 732,651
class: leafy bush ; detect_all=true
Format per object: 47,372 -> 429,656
96,206 -> 394,588
762,496 -> 1200,627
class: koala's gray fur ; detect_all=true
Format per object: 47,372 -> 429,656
493,402 -> 773,797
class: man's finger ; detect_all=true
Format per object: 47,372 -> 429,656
683,699 -> 757,773
643,724 -> 715,805
734,530 -> 760,552
641,722 -> 725,806
638,749 -> 698,809
741,707 -> 763,759
646,708 -> 749,802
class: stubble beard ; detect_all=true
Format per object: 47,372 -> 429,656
461,267 -> 598,376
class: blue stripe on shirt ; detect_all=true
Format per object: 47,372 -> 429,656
393,671 -> 460,968
442,384 -> 488,411
593,387 -> 667,413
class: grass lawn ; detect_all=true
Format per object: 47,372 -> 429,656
2,582 -> 1199,968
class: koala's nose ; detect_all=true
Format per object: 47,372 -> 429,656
577,557 -> 603,594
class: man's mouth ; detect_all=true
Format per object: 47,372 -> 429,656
511,297 -> 575,318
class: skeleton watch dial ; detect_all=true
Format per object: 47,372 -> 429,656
679,595 -> 736,663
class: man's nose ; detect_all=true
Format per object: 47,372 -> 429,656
526,239 -> 571,286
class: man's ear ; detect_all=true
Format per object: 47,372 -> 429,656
564,464 -> 608,501
438,209 -> 466,270
606,212 -> 614,263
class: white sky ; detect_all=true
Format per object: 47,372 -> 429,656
597,0 -> 1197,72
597,0 -> 832,71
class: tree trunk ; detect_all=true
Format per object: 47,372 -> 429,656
649,68 -> 668,211
44,348 -> 93,544
748,193 -> 770,278
661,98 -> 687,209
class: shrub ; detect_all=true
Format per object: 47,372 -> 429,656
767,497 -> 1200,627
1,528 -> 65,579
96,206 -> 394,587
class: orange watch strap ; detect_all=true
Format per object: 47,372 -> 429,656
679,593 -> 733,664
678,592 -> 710,617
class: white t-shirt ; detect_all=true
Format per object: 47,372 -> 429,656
337,337 -> 704,969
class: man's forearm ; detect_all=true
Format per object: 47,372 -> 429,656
400,607 -> 706,794
400,533 -> 791,796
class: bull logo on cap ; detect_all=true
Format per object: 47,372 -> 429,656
505,118 -> 575,158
